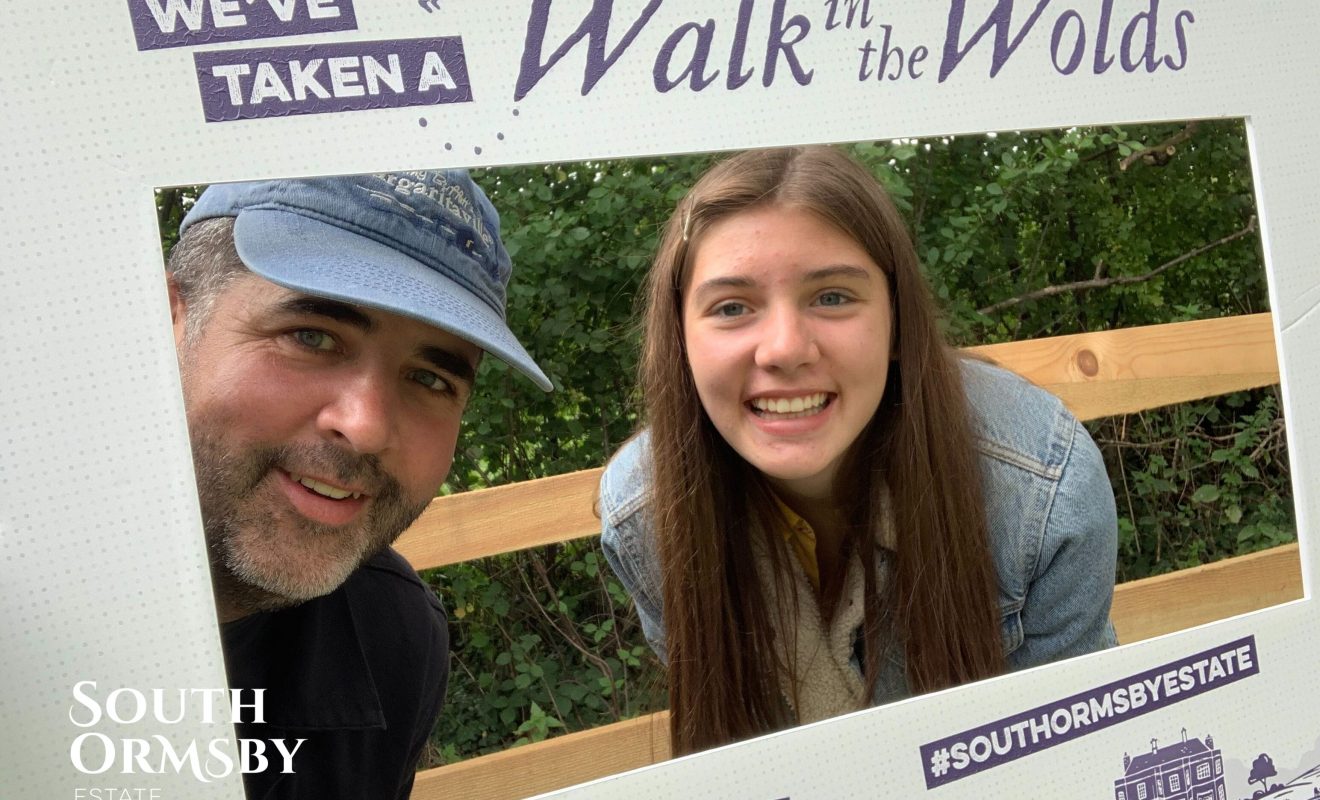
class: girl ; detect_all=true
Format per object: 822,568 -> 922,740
599,146 -> 1117,755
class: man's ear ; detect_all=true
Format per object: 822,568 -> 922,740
166,273 -> 188,348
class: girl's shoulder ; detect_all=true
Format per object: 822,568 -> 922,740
599,431 -> 653,528
959,357 -> 1082,480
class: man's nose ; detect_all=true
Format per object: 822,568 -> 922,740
754,306 -> 819,371
316,371 -> 396,455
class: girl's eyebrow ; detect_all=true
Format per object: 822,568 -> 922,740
690,275 -> 755,299
691,264 -> 874,298
802,264 -> 874,282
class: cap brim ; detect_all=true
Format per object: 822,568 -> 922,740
233,209 -> 552,392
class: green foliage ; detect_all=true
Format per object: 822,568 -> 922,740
156,186 -> 202,258
422,541 -> 663,766
1096,389 -> 1292,581
154,120 -> 1291,766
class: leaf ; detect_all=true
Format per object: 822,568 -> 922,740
1191,485 -> 1221,503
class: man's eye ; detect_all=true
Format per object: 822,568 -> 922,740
293,330 -> 336,350
409,369 -> 452,394
714,302 -> 747,318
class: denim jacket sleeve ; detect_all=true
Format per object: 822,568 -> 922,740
1014,413 -> 1120,665
598,432 -> 670,663
962,359 -> 1119,669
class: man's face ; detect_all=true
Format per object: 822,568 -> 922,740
171,273 -> 480,618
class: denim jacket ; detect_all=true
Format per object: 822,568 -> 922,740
599,359 -> 1119,706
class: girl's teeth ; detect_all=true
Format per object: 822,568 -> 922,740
751,394 -> 828,416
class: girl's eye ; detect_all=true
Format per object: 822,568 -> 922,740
817,291 -> 851,307
714,302 -> 747,318
408,369 -> 452,394
293,330 -> 336,351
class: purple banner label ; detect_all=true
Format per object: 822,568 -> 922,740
919,636 -> 1259,790
127,0 -> 357,51
193,38 -> 471,122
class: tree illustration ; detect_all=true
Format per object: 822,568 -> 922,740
1249,753 -> 1277,793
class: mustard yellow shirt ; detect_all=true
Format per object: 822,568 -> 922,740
772,494 -> 820,592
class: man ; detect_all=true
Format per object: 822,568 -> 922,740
166,171 -> 551,798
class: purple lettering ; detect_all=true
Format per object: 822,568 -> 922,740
939,0 -> 1054,82
1162,9 -> 1193,70
515,0 -> 662,101
857,39 -> 876,80
126,0 -> 357,51
1050,10 -> 1085,75
1120,0 -> 1161,73
193,37 -> 470,122
910,45 -> 929,79
824,0 -> 874,31
727,0 -> 756,89
653,20 -> 720,92
859,25 -> 910,81
763,0 -> 814,87
1093,0 -> 1116,73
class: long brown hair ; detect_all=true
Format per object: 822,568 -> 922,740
639,146 -> 1004,754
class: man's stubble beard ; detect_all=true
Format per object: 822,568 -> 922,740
187,425 -> 430,618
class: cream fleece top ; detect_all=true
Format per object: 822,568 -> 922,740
754,507 -> 895,724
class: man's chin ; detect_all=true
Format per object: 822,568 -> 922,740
211,550 -> 363,620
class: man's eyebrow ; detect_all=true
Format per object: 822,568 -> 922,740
277,295 -> 477,384
276,296 -> 375,331
419,345 -> 477,386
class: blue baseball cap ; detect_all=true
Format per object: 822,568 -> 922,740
180,170 -> 552,391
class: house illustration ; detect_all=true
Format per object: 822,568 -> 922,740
1114,729 -> 1226,800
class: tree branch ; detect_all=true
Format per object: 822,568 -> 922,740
1120,121 -> 1200,171
978,216 -> 1258,315
523,555 -> 617,694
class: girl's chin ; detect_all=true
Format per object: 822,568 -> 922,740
751,462 -> 837,497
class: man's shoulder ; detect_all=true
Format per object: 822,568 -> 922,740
342,547 -> 449,735
223,555 -> 448,798
352,547 -> 444,599
344,547 -> 447,630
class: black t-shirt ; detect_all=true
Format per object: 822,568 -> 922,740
221,547 -> 449,800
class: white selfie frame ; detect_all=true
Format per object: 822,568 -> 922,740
2,2 -> 1317,797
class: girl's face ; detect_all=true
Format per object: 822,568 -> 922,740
682,205 -> 894,501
